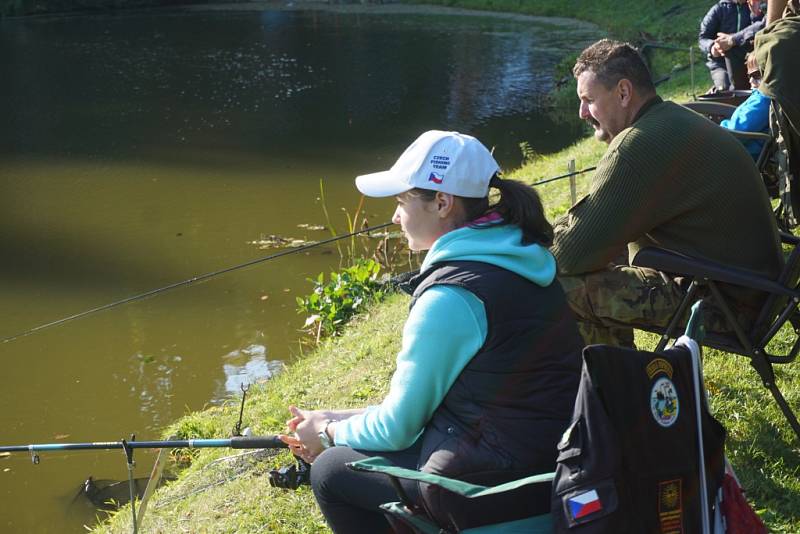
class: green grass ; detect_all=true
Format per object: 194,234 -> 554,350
406,0 -> 711,43
92,1 -> 800,533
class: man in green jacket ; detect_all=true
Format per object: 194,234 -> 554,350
754,0 -> 800,227
756,0 -> 799,132
552,39 -> 783,347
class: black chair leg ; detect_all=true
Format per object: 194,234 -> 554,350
656,282 -> 701,352
750,354 -> 800,441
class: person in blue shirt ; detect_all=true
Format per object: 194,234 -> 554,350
280,130 -> 583,533
720,53 -> 771,160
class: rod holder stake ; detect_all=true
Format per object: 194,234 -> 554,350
121,436 -> 139,534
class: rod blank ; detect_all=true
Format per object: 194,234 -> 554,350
0,435 -> 287,454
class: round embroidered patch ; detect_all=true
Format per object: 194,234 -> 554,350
650,377 -> 679,427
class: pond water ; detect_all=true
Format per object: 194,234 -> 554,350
0,5 -> 596,532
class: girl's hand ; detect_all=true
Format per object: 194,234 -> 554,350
278,433 -> 318,463
279,405 -> 327,462
285,404 -> 306,432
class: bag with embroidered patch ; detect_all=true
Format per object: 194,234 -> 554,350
551,342 -> 726,533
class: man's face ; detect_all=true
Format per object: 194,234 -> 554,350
577,70 -> 629,144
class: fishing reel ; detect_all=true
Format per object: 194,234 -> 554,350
231,383 -> 310,490
268,458 -> 311,490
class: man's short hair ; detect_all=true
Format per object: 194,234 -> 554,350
573,39 -> 655,94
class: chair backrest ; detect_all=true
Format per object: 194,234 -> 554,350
682,100 -> 775,189
696,89 -> 752,108
682,101 -> 737,123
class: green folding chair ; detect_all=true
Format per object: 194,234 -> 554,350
348,456 -> 554,533
348,302 -> 720,534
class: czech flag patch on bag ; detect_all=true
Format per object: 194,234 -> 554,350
569,489 -> 603,519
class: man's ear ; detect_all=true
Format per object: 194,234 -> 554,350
617,78 -> 634,107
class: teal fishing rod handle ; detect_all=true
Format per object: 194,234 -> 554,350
230,435 -> 287,449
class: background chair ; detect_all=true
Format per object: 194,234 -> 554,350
683,100 -> 779,198
682,98 -> 799,230
696,89 -> 752,108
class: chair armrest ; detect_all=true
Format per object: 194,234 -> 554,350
727,130 -> 772,141
632,247 -> 796,297
682,101 -> 737,120
347,457 -> 554,498
780,231 -> 800,245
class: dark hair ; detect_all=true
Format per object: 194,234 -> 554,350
407,174 -> 554,247
572,39 -> 655,94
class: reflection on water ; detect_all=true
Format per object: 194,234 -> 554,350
221,343 -> 284,396
129,352 -> 183,429
0,6 -> 596,533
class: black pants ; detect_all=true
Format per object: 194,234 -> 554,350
310,443 -> 422,534
710,46 -> 749,91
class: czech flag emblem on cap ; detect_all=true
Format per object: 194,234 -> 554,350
428,172 -> 443,184
568,489 -> 603,519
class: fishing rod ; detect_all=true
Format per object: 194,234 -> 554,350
1,166 -> 595,346
0,434 -> 304,534
2,385 -> 308,533
1,385 -> 310,533
0,435 -> 287,456
1,221 -> 393,344
531,165 -> 596,186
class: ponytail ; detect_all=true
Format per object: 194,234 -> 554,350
484,174 -> 553,246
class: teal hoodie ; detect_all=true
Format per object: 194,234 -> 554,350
335,223 -> 556,451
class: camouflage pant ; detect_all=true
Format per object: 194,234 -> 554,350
559,265 -> 746,348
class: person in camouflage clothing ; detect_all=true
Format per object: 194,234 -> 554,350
553,39 -> 783,347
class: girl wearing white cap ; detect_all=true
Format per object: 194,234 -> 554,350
281,131 -> 583,533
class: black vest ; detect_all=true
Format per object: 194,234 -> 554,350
551,343 -> 726,534
405,261 -> 583,531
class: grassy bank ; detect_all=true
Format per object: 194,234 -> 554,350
93,2 -> 800,533
406,0 -> 710,42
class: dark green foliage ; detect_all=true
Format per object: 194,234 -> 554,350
296,259 -> 385,339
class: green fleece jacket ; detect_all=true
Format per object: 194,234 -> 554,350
755,11 -> 800,147
552,98 -> 783,286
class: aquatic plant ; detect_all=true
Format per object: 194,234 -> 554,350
296,258 -> 385,342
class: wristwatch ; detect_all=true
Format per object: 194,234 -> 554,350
318,419 -> 335,449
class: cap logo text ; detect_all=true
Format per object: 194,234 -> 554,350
430,155 -> 451,170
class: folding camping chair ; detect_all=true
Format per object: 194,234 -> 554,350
348,303 -> 725,533
695,89 -> 752,108
683,93 -> 800,230
632,232 -> 800,441
682,100 -> 782,212
682,101 -> 774,171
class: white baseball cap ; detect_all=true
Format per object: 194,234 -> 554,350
355,130 -> 500,198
